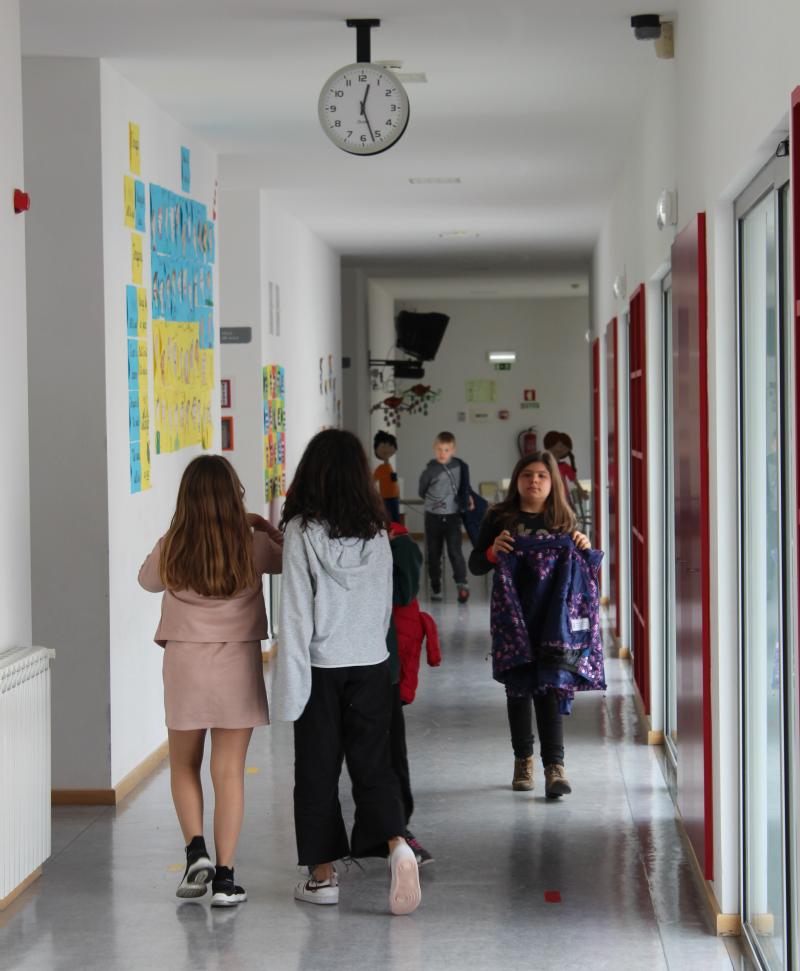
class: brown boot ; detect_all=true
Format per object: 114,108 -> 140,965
544,764 -> 572,799
512,756 -> 534,791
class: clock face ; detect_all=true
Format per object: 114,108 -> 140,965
318,63 -> 410,156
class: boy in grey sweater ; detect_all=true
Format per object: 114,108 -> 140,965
418,431 -> 474,603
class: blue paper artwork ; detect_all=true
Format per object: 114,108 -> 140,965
129,440 -> 142,494
134,180 -> 146,232
181,147 -> 191,192
127,338 -> 139,388
149,182 -> 216,349
126,285 -> 139,338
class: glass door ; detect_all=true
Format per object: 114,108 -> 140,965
662,274 -> 678,767
737,155 -> 792,970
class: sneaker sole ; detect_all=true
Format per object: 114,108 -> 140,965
389,856 -> 421,915
176,859 -> 215,898
211,891 -> 247,907
512,782 -> 534,791
294,889 -> 339,906
545,785 -> 572,799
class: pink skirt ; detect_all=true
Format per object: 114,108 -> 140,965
163,640 -> 269,730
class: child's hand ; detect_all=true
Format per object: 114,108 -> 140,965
572,530 -> 590,550
247,512 -> 268,531
492,530 -> 515,556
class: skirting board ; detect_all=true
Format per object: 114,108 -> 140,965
0,867 -> 42,912
678,809 -> 741,936
52,738 -> 169,807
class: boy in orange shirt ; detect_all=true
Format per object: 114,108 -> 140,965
374,430 -> 401,524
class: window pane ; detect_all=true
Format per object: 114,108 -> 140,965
741,190 -> 786,968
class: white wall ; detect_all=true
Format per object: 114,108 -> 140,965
100,61 -> 220,787
259,194 -> 342,486
24,56 -> 219,788
1,0 -> 31,654
591,0 -> 800,913
218,189 -> 263,510
23,57 -> 110,788
384,298 -> 591,497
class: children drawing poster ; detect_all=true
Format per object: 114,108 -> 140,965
152,319 -> 214,454
149,181 -> 217,456
262,365 -> 286,502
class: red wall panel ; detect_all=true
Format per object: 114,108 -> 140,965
629,286 -> 650,713
671,214 -> 713,879
592,338 -> 602,551
606,319 -> 620,637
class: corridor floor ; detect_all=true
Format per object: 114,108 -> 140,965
2,587 -> 745,970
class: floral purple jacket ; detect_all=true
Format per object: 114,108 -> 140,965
490,532 -> 605,713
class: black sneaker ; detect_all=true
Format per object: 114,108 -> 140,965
430,587 -> 442,602
405,830 -> 434,867
457,584 -> 470,604
176,839 -> 215,898
211,871 -> 248,908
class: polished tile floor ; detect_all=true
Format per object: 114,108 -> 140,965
3,586 -> 747,970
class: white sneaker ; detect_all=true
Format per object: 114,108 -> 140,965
294,870 -> 339,906
388,842 -> 421,915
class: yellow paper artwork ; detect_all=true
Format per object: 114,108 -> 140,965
137,287 -> 148,339
129,122 -> 141,175
132,233 -> 143,284
138,339 -> 151,491
152,319 -> 214,454
124,175 -> 135,229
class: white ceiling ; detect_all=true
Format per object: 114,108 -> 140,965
21,0 -> 668,284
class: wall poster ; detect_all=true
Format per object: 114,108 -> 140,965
149,182 -> 216,454
263,365 -> 286,502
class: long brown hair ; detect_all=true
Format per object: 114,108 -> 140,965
281,429 -> 388,539
160,455 -> 257,596
491,450 -> 576,534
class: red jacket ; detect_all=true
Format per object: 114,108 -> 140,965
389,522 -> 442,704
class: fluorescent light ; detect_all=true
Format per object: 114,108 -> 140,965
439,230 -> 479,238
487,351 -> 517,363
409,177 -> 461,184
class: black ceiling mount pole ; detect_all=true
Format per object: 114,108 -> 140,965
346,18 -> 380,63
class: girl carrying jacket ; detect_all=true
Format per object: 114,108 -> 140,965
468,450 -> 593,799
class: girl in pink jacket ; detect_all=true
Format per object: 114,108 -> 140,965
138,455 -> 282,907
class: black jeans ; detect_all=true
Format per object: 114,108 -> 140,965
390,683 -> 414,825
293,661 -> 406,866
506,691 -> 565,766
424,512 -> 467,588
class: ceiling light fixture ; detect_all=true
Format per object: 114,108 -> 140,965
487,351 -> 517,363
439,230 -> 479,239
409,177 -> 461,184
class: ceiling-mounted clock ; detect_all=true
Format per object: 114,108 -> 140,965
318,18 -> 410,156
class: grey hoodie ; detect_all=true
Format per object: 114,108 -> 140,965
272,516 -> 392,721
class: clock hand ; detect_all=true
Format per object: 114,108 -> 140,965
361,83 -> 371,112
363,109 -> 375,142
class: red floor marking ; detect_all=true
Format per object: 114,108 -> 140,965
544,891 -> 562,903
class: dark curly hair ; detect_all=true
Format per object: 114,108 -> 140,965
281,429 -> 388,539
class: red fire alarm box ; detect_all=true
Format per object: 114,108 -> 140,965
523,389 -> 536,402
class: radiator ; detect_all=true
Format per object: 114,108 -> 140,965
0,646 -> 54,904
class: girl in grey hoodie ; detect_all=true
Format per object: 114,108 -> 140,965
274,429 -> 421,916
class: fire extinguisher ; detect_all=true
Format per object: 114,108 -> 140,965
517,427 -> 537,457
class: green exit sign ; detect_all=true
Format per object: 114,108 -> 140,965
494,363 -> 512,371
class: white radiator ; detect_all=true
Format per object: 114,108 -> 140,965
0,646 -> 54,904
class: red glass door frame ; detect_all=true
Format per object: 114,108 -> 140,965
629,285 -> 650,713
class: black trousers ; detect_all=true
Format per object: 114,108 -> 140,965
424,512 -> 467,587
506,691 -> 565,766
293,661 -> 406,866
390,683 -> 414,825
